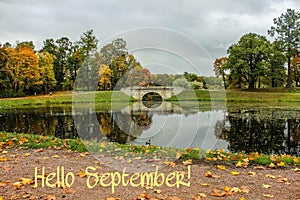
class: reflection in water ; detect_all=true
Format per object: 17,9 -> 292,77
0,104 -> 299,155
215,110 -> 300,155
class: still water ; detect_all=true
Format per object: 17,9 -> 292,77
0,102 -> 299,155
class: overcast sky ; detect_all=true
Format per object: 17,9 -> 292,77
0,0 -> 299,75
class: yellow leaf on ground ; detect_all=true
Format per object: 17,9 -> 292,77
276,176 -> 288,183
201,183 -> 209,187
52,155 -> 60,158
262,184 -> 271,189
0,157 -> 11,162
236,161 -> 243,168
19,178 -> 34,185
263,194 -> 274,198
293,157 -> 299,163
231,171 -> 240,176
23,153 -> 31,157
292,168 -> 300,172
192,193 -> 206,200
183,159 -> 192,166
44,195 -> 57,200
0,181 -> 10,187
265,174 -> 275,179
77,171 -> 87,178
13,181 -> 22,189
205,171 -> 220,178
277,161 -> 285,167
231,187 -> 242,193
217,165 -> 226,170
248,171 -> 256,176
268,163 -> 276,169
224,185 -> 231,192
154,189 -> 161,194
211,189 -> 227,197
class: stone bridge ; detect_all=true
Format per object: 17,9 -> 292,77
120,86 -> 183,101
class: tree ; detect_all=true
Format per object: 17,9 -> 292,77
291,53 -> 300,86
55,37 -> 72,90
214,57 -> 227,89
16,41 -> 35,51
38,52 -> 56,93
225,33 -> 272,89
268,8 -> 300,88
98,64 -> 111,90
99,38 -> 141,89
5,46 -> 40,94
100,38 -> 127,65
77,29 -> 99,57
266,42 -> 286,87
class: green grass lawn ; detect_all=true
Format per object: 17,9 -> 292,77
0,88 -> 299,108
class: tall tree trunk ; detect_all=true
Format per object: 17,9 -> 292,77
286,49 -> 292,88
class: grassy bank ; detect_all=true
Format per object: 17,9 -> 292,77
0,89 -> 299,108
1,131 -> 300,167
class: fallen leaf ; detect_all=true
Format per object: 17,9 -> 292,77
77,171 -> 87,178
217,165 -> 226,170
106,198 -> 121,200
62,188 -> 77,194
211,189 -> 227,197
169,197 -> 182,200
154,189 -> 162,194
183,159 -> 192,166
276,176 -> 288,183
204,171 -> 220,178
263,194 -> 274,198
192,193 -> 206,200
201,183 -> 209,187
0,157 -> 11,162
265,174 -> 275,179
293,157 -> 299,163
292,168 -> 300,172
253,166 -> 265,170
277,161 -> 285,167
0,181 -> 10,187
268,163 -> 276,169
262,184 -> 271,189
51,155 -> 60,158
34,149 -> 44,153
248,171 -> 256,176
23,153 -> 31,157
20,178 -> 34,185
13,181 -> 22,189
163,161 -> 176,167
224,185 -> 231,192
231,171 -> 240,176
236,161 -> 243,168
231,187 -> 242,193
44,195 -> 56,200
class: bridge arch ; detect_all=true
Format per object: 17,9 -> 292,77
120,86 -> 183,101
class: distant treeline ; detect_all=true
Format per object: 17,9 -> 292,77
214,8 -> 300,89
0,30 -> 218,98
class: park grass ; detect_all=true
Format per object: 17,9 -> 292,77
1,131 -> 300,167
0,88 -> 299,108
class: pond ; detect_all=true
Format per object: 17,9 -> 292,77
0,102 -> 299,155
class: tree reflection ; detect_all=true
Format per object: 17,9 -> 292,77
216,112 -> 300,155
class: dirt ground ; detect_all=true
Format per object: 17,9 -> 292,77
1,148 -> 300,200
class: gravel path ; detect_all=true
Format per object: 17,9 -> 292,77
1,148 -> 300,200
